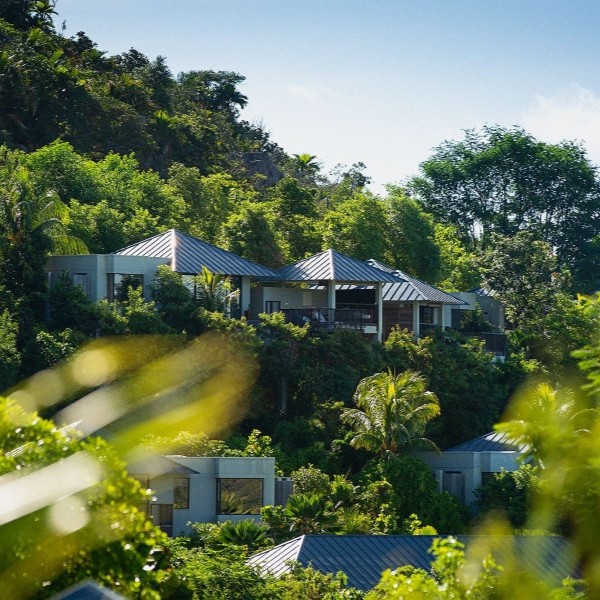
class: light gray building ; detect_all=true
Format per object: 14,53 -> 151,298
128,454 -> 276,537
415,431 -> 528,505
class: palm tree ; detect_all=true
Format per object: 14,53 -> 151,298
194,266 -> 239,314
291,153 -> 321,184
210,520 -> 270,554
0,165 -> 87,297
285,493 -> 337,535
341,370 -> 440,458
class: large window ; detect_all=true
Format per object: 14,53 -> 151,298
217,478 -> 263,515
173,477 -> 190,509
107,273 -> 143,302
442,471 -> 465,504
73,273 -> 89,294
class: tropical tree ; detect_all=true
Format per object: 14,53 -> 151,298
341,370 -> 440,458
384,186 -> 441,282
194,266 -> 240,314
208,520 -> 271,553
290,153 -> 321,185
0,161 -> 86,298
285,493 -> 337,535
410,125 -> 600,292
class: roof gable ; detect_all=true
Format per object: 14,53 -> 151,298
114,229 -> 280,278
367,258 -> 465,304
276,250 -> 402,284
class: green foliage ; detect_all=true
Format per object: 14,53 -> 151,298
342,370 -> 440,457
434,222 -> 481,291
206,520 -> 272,554
412,125 -> 600,293
385,186 -> 441,282
291,464 -> 331,496
220,201 -> 284,268
151,265 -> 202,334
383,328 -> 515,449
0,397 -> 169,599
169,545 -> 273,600
285,493 -> 338,534
0,309 -> 21,391
320,193 -> 388,261
194,266 -> 240,314
358,456 -> 470,534
475,464 -> 540,528
368,535 -> 584,599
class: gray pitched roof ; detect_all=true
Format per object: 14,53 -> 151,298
248,534 -> 575,591
367,258 -> 465,304
276,250 -> 402,284
114,229 -> 280,278
446,431 -> 528,453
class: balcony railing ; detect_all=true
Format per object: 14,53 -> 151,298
281,305 -> 377,332
420,325 -> 508,357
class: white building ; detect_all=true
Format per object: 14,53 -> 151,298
128,454 -> 276,536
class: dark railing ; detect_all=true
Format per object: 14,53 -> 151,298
463,331 -> 508,356
281,305 -> 376,332
420,326 -> 508,357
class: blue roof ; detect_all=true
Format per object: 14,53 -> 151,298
446,431 -> 528,453
276,250 -> 403,284
114,229 -> 280,278
248,534 -> 575,591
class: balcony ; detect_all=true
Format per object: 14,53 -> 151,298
420,325 -> 508,357
280,304 -> 377,333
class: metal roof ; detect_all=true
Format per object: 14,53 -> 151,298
446,431 -> 528,453
114,229 -> 280,278
367,259 -> 466,304
248,534 -> 575,591
275,250 -> 402,284
127,454 -> 199,476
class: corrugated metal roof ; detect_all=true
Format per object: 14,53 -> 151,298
114,229 -> 280,278
248,535 -> 575,591
367,259 -> 465,304
276,250 -> 402,284
446,431 -> 528,453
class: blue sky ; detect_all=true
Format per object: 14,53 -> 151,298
55,0 -> 600,194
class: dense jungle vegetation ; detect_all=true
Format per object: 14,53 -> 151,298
2,2 -> 600,598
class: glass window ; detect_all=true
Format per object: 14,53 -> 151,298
73,273 -> 89,294
217,478 -> 263,515
173,477 -> 189,509
419,305 -> 434,325
442,471 -> 465,503
107,273 -> 143,302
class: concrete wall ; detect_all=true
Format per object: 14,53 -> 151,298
443,292 -> 505,331
250,285 -> 328,318
45,255 -> 168,302
154,456 -> 276,536
415,451 -> 522,505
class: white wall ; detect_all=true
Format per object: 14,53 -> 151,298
250,285 -> 328,317
162,456 -> 276,536
415,451 -> 522,505
45,255 -> 168,301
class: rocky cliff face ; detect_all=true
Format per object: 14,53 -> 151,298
240,151 -> 283,188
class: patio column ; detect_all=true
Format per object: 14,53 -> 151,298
240,276 -> 251,315
413,302 -> 420,338
327,280 -> 336,310
376,282 -> 383,343
439,304 -> 446,329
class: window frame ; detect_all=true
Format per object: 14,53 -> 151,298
217,478 -> 264,515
